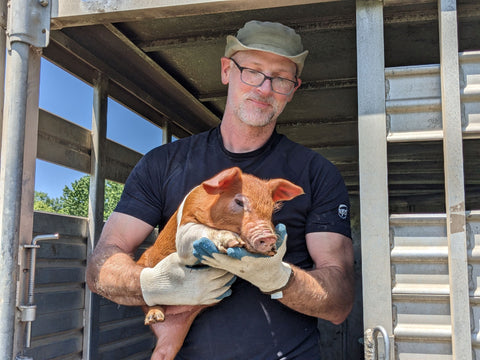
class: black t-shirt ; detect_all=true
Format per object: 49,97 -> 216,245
115,126 -> 351,359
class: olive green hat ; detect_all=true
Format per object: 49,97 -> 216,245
225,20 -> 309,76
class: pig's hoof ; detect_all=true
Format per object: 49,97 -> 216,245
213,230 -> 244,251
144,309 -> 165,325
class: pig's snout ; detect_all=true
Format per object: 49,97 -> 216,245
245,223 -> 278,256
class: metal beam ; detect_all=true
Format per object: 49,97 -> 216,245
37,109 -> 142,184
356,1 -> 394,359
14,46 -> 42,358
84,72 -> 108,360
0,37 -> 31,360
438,0 -> 472,358
50,0 -> 343,29
104,24 -> 220,131
0,0 -> 6,155
47,26 -> 219,136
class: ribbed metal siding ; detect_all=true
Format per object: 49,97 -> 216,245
28,212 -> 155,360
389,212 -> 480,359
386,51 -> 480,142
27,212 -> 87,359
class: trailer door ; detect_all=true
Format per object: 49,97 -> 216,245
357,0 -> 479,358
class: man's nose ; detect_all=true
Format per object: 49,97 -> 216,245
256,78 -> 274,95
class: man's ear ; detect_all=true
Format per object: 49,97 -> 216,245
287,77 -> 302,102
220,57 -> 232,85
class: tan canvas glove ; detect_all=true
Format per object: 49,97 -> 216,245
193,224 -> 292,294
140,252 -> 235,306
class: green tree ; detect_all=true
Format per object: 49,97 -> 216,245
59,175 -> 90,218
103,180 -> 124,220
34,191 -> 62,213
34,175 -> 124,220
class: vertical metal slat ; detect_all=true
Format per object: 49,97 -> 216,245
84,72 -> 108,359
438,0 -> 472,358
14,47 -> 42,357
357,1 -> 393,358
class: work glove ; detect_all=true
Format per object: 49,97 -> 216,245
193,223 -> 292,295
140,252 -> 235,306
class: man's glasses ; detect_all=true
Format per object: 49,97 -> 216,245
229,58 -> 298,96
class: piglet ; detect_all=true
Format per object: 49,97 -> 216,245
136,166 -> 304,360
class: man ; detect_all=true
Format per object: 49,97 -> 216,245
86,20 -> 354,359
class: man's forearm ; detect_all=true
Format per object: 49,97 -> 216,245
279,265 -> 354,325
87,245 -> 146,306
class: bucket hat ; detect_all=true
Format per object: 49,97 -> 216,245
225,20 -> 309,76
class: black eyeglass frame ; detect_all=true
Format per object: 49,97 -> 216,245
228,57 -> 299,95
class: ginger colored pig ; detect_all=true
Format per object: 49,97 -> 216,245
136,166 -> 304,359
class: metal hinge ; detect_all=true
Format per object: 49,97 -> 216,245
6,0 -> 51,48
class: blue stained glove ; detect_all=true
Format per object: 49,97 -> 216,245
192,224 -> 292,294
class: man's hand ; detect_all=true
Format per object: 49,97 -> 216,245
193,224 -> 292,294
140,252 -> 235,306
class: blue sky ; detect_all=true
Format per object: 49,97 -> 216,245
35,58 -> 164,198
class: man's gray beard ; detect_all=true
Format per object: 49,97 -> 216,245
235,98 -> 279,127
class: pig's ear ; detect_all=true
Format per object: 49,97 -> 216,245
202,167 -> 242,194
268,179 -> 304,202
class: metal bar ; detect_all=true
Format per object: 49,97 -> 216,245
364,325 -> 392,360
356,1 -> 394,358
36,109 -> 142,184
84,72 -> 108,360
356,0 -> 392,331
394,324 -> 452,340
163,121 -> 172,145
0,39 -> 31,358
48,29 -> 209,136
50,0 -> 338,29
0,0 -> 6,154
438,0 -> 472,358
14,46 -> 42,358
104,24 -> 220,131
22,234 -> 60,349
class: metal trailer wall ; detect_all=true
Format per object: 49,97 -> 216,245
0,1 -> 365,360
28,113 -> 158,359
359,0 -> 480,359
27,211 -> 158,360
1,0 -> 479,359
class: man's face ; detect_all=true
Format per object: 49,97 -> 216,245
221,50 -> 301,128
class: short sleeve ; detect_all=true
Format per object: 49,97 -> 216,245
305,160 -> 351,239
114,149 -> 164,226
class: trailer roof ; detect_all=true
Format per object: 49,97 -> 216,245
45,0 -> 480,210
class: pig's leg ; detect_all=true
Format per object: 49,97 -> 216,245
176,223 -> 244,265
149,305 -> 205,360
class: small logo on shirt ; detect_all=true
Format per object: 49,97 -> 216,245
338,204 -> 348,220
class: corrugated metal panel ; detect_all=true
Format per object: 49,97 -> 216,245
385,51 -> 480,142
27,212 -> 155,359
468,212 -> 480,354
26,212 -> 87,359
94,230 -> 157,360
390,212 -> 480,358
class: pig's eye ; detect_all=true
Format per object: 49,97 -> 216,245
233,194 -> 249,212
235,199 -> 244,208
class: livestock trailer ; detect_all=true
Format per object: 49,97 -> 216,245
0,0 -> 479,359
